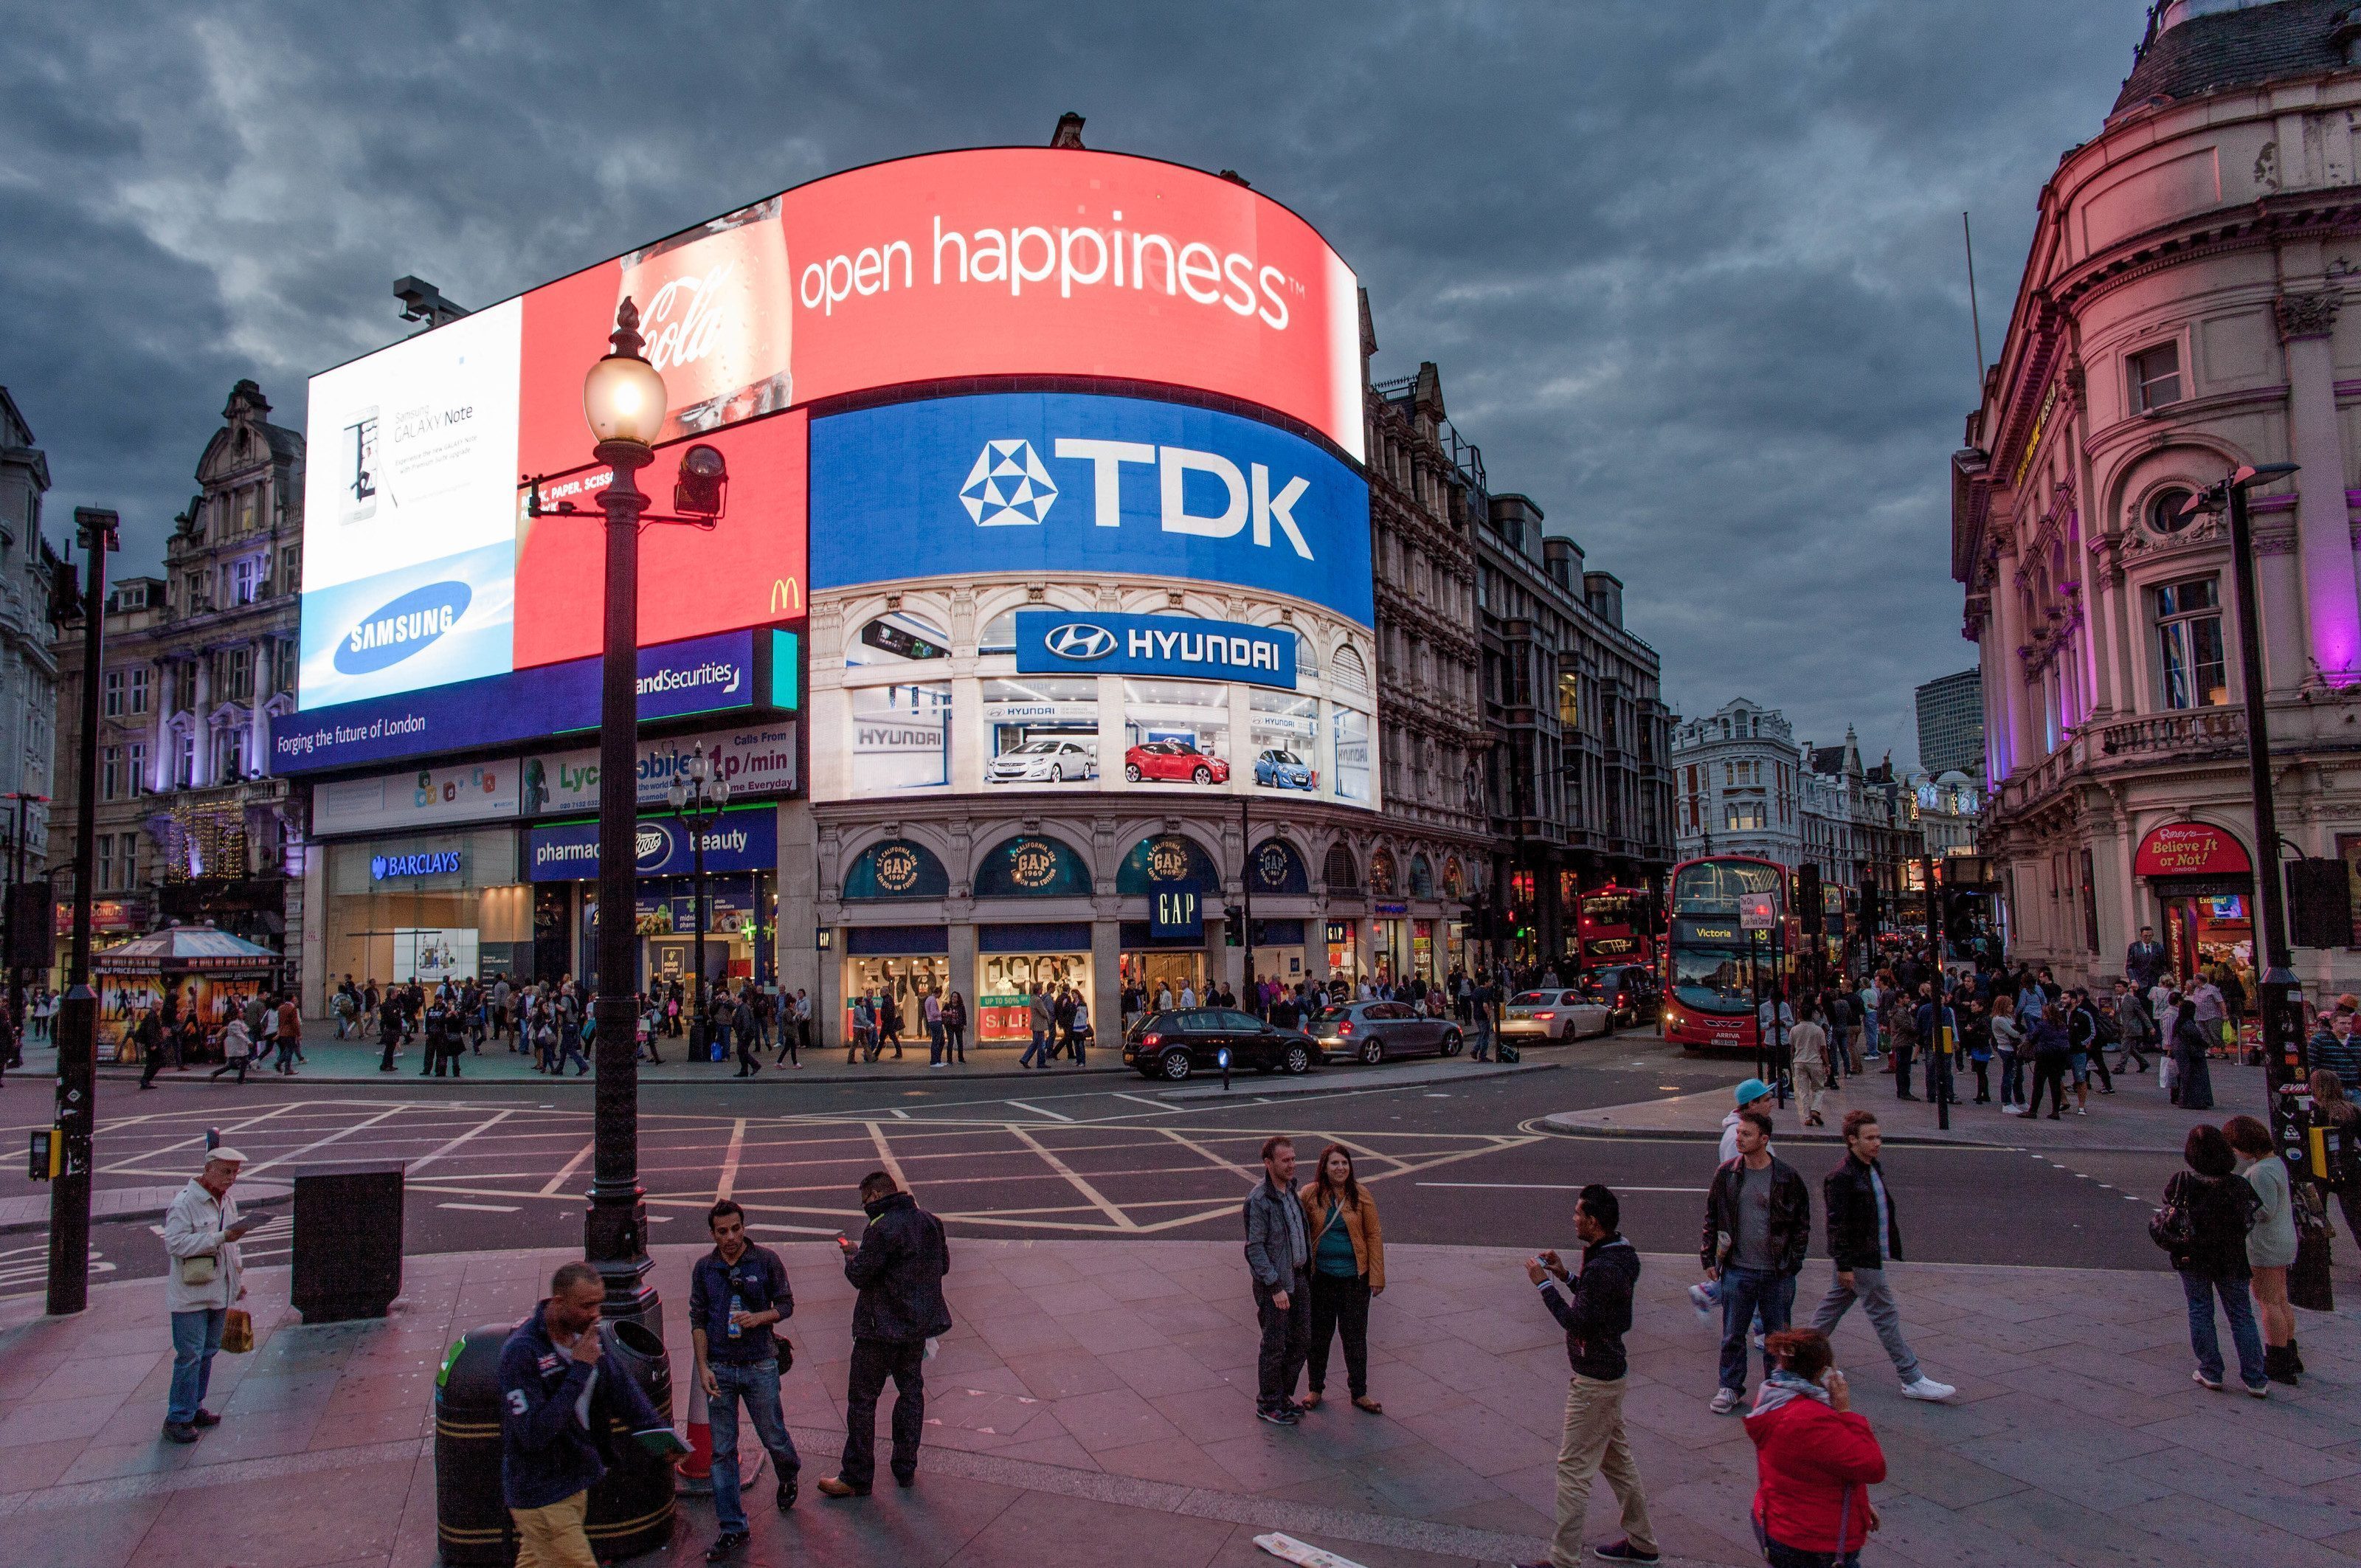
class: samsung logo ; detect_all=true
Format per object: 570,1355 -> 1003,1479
336,581 -> 472,674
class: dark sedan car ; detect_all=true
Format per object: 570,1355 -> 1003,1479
1304,1001 -> 1463,1066
1124,1008 -> 1316,1080
1581,964 -> 1662,1029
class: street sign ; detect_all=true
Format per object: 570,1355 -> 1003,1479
1739,894 -> 1775,931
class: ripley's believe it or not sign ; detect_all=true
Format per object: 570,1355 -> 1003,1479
289,148 -> 1365,711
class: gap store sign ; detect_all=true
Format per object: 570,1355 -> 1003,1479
1014,609 -> 1295,688
810,393 -> 1373,626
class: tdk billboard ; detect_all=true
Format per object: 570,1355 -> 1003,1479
809,393 -> 1373,626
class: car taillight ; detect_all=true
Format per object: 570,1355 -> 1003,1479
1141,1033 -> 1163,1047
1534,1010 -> 1555,1020
1336,1021 -> 1354,1035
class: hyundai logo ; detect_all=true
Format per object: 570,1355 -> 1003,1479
335,580 -> 471,675
1044,622 -> 1117,661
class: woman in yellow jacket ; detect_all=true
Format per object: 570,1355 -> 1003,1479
1299,1144 -> 1385,1413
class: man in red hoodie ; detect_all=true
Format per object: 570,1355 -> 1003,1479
1743,1327 -> 1885,1567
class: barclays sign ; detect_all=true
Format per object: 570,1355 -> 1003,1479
1014,609 -> 1297,689
811,392 -> 1373,627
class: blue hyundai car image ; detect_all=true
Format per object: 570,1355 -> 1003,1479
1253,747 -> 1318,790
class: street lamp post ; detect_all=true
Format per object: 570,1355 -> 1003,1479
529,300 -> 729,1328
47,508 -> 116,1316
2187,464 -> 2309,1154
668,747 -> 730,1060
4,790 -> 49,1068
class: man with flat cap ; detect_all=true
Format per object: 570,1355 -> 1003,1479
161,1147 -> 263,1443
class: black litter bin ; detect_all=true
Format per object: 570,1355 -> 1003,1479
435,1322 -> 515,1566
433,1316 -> 678,1565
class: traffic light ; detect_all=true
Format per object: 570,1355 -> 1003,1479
1860,884 -> 1881,936
1223,905 -> 1244,947
1797,865 -> 1823,936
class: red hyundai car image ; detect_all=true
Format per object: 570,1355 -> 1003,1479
1124,740 -> 1231,785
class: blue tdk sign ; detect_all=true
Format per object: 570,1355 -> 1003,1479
810,392 -> 1374,627
1014,609 -> 1297,689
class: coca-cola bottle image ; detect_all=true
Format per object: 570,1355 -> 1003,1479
618,196 -> 791,440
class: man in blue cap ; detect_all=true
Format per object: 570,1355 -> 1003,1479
1687,1080 -> 1777,1319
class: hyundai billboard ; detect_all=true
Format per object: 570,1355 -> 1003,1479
809,392 -> 1372,624
297,148 -> 1361,716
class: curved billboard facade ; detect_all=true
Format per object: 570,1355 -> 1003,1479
295,148 -> 1364,716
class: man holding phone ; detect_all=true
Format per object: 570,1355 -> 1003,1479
817,1172 -> 952,1499
689,1201 -> 799,1562
160,1149 -> 262,1443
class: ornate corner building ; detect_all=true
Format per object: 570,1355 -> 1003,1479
0,390 -> 65,892
1952,0 -> 2361,990
49,380 -> 305,967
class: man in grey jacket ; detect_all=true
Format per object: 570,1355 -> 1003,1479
161,1148 -> 263,1443
1242,1135 -> 1312,1425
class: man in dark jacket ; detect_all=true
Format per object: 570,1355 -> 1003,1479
817,1172 -> 950,1498
2125,926 -> 2167,992
1516,1184 -> 1659,1568
1242,1135 -> 1313,1424
1809,1111 -> 1955,1403
1700,1108 -> 1809,1414
498,1262 -> 677,1568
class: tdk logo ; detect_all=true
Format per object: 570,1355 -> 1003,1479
1044,623 -> 1116,660
961,438 -> 1316,559
336,581 -> 471,675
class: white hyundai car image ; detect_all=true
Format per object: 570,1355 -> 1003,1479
986,738 -> 1099,784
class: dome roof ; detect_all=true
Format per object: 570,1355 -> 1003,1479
2114,0 -> 2357,117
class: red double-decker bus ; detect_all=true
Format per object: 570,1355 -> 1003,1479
1661,855 -> 1789,1051
1575,882 -> 1656,973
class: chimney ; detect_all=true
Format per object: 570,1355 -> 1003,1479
1583,571 -> 1625,628
1051,112 -> 1087,149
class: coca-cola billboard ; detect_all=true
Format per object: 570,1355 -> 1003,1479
300,147 -> 1361,711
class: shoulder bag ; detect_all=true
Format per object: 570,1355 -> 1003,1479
2148,1172 -> 2196,1253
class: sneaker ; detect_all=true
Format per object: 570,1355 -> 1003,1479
1749,1330 -> 1765,1350
1256,1405 -> 1300,1426
1709,1387 -> 1741,1415
2244,1381 -> 2271,1399
2075,1106 -> 2087,1116
1900,1377 -> 1956,1403
1685,1282 -> 1713,1322
162,1421 -> 199,1444
2191,1370 -> 2223,1391
1593,1544 -> 1662,1564
777,1476 -> 798,1511
704,1532 -> 750,1563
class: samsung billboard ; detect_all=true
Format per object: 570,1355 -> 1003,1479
810,393 -> 1372,626
297,147 -> 1361,716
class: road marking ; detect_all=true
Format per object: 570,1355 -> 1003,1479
539,1139 -> 597,1196
1112,1093 -> 1168,1111
1153,1125 -> 1260,1180
1006,1125 -> 1135,1230
437,1202 -> 520,1214
750,1221 -> 850,1236
100,1102 -> 299,1175
244,1105 -> 409,1175
716,1118 -> 747,1202
405,1108 -> 517,1176
865,1122 -> 910,1193
1002,1100 -> 1073,1122
1416,1181 -> 1705,1192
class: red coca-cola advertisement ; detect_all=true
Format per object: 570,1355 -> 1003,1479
514,148 -> 1361,488
511,408 -> 808,670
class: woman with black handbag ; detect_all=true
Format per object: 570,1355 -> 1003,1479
2156,1124 -> 2267,1396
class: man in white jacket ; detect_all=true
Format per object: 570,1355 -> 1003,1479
161,1149 -> 260,1443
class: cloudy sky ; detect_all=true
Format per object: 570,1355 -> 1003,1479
1,0 -> 2156,767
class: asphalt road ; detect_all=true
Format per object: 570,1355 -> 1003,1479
0,1032 -> 2184,1305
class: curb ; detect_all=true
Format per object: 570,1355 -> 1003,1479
1158,1060 -> 1555,1100
89,1060 -> 1139,1089
1534,1112 -> 2013,1150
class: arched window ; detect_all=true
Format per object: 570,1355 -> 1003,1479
1332,643 -> 1369,694
1443,857 -> 1464,898
1369,848 -> 1397,896
1408,854 -> 1434,898
1249,838 -> 1309,895
973,835 -> 1093,898
843,839 -> 950,901
979,609 -> 1020,654
1322,843 -> 1359,893
2146,487 -> 2195,536
1295,632 -> 1321,676
1118,834 -> 1221,896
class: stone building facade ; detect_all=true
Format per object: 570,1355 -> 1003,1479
49,381 -> 305,968
1672,698 -> 1805,868
1953,0 -> 2361,991
0,389 -> 63,883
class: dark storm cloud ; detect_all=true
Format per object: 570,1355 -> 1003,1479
0,0 -> 2152,763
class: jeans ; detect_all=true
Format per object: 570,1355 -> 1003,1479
840,1337 -> 925,1489
1998,1052 -> 2023,1104
2180,1269 -> 2267,1389
708,1359 -> 800,1533
557,1042 -> 590,1075
1762,1536 -> 1858,1568
1254,1270 -> 1312,1411
735,1027 -> 762,1074
928,1020 -> 944,1063
1553,1374 -> 1658,1566
1808,1265 -> 1921,1384
1306,1270 -> 1370,1398
1717,1266 -> 1795,1393
1862,1013 -> 1879,1057
168,1307 -> 226,1423
1891,1041 -> 1915,1097
2025,1055 -> 2070,1116
1019,1029 -> 1051,1068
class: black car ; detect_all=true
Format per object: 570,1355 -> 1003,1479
1582,964 -> 1661,1029
1124,1008 -> 1316,1080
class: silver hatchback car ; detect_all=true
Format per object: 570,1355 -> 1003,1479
1305,1001 -> 1464,1066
